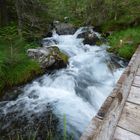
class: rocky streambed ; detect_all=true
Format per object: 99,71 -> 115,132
0,26 -> 126,140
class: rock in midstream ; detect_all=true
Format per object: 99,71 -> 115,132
53,22 -> 77,35
77,27 -> 105,45
27,46 -> 69,70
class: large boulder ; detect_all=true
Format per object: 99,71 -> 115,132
53,22 -> 77,35
27,46 -> 68,70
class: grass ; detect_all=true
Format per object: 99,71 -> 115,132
107,26 -> 140,60
0,24 -> 43,95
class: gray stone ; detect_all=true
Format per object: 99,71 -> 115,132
77,27 -> 102,45
27,46 -> 68,70
53,22 -> 77,35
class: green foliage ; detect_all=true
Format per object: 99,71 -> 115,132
0,23 -> 18,38
40,0 -> 87,26
87,0 -> 140,30
0,0 -> 140,95
118,45 -> 135,60
1,0 -> 140,32
63,114 -> 67,140
108,27 -> 140,60
0,25 -> 42,95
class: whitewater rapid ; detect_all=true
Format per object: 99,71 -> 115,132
0,28 -> 125,139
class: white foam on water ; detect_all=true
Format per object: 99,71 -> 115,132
0,28 -> 124,139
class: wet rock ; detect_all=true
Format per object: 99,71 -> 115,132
83,33 -> 101,45
110,54 -> 128,68
27,46 -> 68,70
77,27 -> 103,45
46,31 -> 53,37
41,38 -> 58,47
76,27 -> 92,38
106,54 -> 128,73
0,109 -> 60,140
53,22 -> 77,35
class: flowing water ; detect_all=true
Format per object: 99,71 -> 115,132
0,28 -> 125,140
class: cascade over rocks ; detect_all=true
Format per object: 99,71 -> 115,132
77,27 -> 104,45
109,54 -> 128,68
41,38 -> 58,47
27,46 -> 68,70
53,22 -> 77,35
0,27 -> 125,140
83,33 -> 100,45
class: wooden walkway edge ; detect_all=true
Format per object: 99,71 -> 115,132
80,46 -> 140,140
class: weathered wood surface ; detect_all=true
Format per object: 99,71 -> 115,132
113,127 -> 140,140
136,67 -> 140,76
80,45 -> 140,140
127,86 -> 140,105
80,117 -> 102,140
133,76 -> 140,87
118,102 -> 140,135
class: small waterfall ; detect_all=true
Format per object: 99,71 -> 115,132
0,28 -> 125,140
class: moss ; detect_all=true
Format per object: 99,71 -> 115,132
50,46 -> 69,63
57,51 -> 69,63
96,40 -> 103,46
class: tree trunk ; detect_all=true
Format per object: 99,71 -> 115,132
0,0 -> 8,27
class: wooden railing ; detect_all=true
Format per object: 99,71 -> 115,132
80,46 -> 140,140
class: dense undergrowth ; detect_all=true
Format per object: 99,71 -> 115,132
0,24 -> 43,95
0,0 -> 140,95
108,27 -> 140,60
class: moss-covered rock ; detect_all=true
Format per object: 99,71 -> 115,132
27,46 -> 69,70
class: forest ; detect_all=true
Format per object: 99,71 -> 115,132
0,0 -> 140,140
0,0 -> 140,94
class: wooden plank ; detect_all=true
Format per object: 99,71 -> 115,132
118,102 -> 140,135
113,127 -> 140,140
118,74 -> 127,84
136,68 -> 140,76
127,86 -> 140,105
133,76 -> 140,87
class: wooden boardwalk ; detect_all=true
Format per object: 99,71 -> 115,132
80,46 -> 140,140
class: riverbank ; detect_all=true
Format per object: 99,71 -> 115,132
0,27 -> 125,140
0,23 -> 140,97
1,0 -> 140,97
107,26 -> 140,60
0,25 -> 44,96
